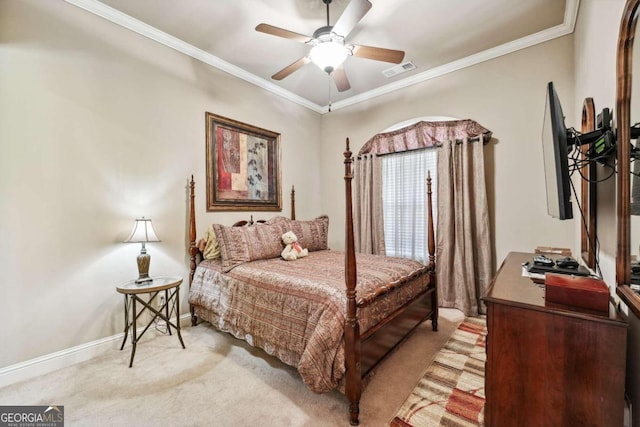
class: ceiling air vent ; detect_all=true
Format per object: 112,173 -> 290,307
382,61 -> 416,78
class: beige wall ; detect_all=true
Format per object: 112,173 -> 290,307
320,35 -> 576,269
0,0 -> 322,367
574,0 -> 638,423
1,0 -> 626,391
573,0 -> 624,287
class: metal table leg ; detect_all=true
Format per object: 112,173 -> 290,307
129,296 -> 137,368
175,285 -> 185,349
119,294 -> 130,351
165,289 -> 172,336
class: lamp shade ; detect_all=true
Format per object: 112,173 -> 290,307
309,41 -> 348,73
124,217 -> 160,243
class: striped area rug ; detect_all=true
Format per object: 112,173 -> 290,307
390,316 -> 487,427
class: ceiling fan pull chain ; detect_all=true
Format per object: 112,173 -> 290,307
328,73 -> 333,112
325,0 -> 331,26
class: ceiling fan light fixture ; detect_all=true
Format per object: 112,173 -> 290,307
309,41 -> 348,74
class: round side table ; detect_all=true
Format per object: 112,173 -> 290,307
116,276 -> 185,367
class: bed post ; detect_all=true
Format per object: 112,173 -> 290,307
291,185 -> 296,220
189,175 -> 198,326
344,138 -> 361,426
426,171 -> 438,331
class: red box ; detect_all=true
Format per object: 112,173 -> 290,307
544,273 -> 610,313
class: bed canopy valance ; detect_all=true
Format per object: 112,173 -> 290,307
357,119 -> 492,156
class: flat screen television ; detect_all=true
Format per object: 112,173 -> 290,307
542,81 -> 573,220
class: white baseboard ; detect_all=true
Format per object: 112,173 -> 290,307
0,313 -> 192,389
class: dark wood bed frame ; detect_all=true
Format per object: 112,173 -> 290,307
187,138 -> 438,425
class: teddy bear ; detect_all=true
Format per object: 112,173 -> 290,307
281,231 -> 308,261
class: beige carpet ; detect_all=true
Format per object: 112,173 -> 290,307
0,309 -> 463,426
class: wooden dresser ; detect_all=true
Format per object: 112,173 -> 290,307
483,252 -> 627,427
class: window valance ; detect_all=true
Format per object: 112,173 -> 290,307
358,119 -> 492,156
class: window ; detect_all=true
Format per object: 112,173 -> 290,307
381,149 -> 437,263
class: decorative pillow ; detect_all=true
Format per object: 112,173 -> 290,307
265,216 -> 290,225
286,215 -> 329,252
213,222 -> 286,272
201,225 -> 221,260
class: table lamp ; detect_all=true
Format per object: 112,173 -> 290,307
124,217 -> 160,283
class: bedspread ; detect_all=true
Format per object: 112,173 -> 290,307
188,250 -> 431,393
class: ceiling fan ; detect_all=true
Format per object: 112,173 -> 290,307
255,0 -> 405,92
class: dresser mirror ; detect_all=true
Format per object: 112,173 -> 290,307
615,0 -> 640,315
581,98 -> 597,269
632,12 -> 640,270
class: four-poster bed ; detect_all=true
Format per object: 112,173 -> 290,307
187,139 -> 438,425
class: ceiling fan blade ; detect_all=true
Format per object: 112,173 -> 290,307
255,23 -> 312,43
332,65 -> 351,92
351,44 -> 405,64
272,57 -> 311,80
332,0 -> 372,38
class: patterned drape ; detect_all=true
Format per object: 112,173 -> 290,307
354,119 -> 493,316
354,154 -> 385,254
358,120 -> 492,156
436,137 -> 493,316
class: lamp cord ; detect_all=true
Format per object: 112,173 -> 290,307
568,156 -> 603,279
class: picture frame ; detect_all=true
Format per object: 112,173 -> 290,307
205,112 -> 282,212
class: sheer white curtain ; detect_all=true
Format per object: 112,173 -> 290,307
381,149 -> 438,263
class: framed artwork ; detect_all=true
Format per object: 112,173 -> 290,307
205,112 -> 282,211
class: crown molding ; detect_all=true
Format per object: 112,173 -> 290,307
327,0 -> 580,112
65,0 -> 579,115
63,0 -> 325,113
